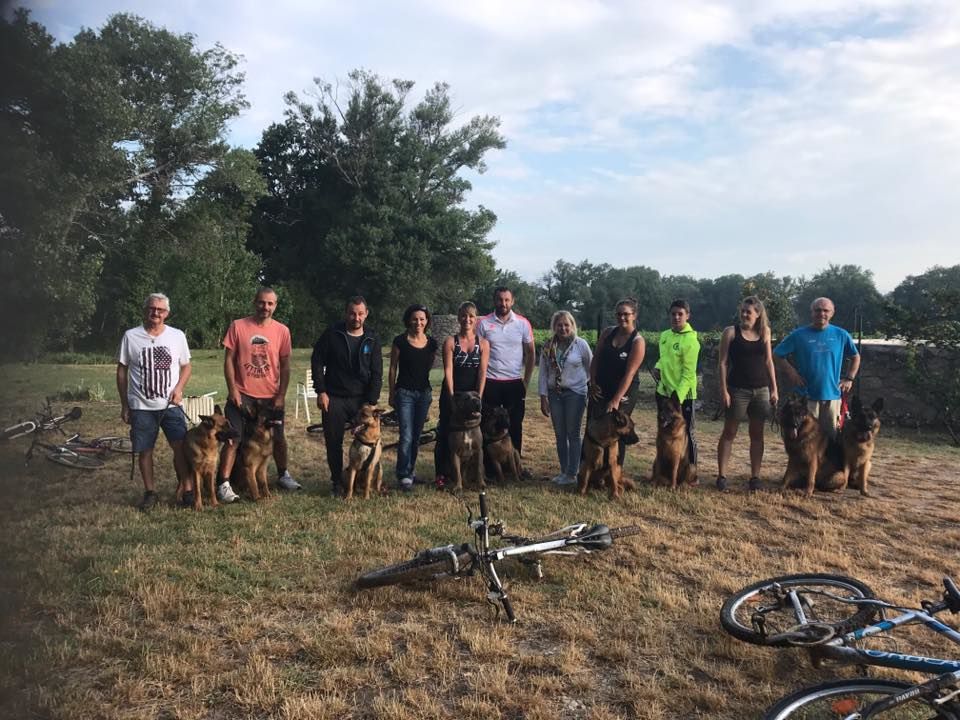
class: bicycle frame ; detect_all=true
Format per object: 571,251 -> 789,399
779,587 -> 960,674
480,492 -> 618,622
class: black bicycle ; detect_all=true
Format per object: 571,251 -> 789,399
356,491 -> 641,622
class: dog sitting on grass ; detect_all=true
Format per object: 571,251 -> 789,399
178,405 -> 239,510
343,404 -> 384,500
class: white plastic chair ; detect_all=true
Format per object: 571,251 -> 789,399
295,369 -> 317,422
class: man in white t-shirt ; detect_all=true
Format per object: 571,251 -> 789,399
476,287 -> 535,474
116,293 -> 192,512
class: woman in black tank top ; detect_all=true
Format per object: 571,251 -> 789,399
434,302 -> 490,485
716,296 -> 779,492
589,298 -> 646,466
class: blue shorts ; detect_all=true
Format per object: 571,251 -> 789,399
130,408 -> 188,453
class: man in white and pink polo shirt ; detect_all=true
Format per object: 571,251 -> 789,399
476,287 -> 535,468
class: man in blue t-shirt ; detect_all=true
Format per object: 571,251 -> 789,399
774,297 -> 860,439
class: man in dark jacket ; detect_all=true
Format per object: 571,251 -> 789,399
311,296 -> 383,494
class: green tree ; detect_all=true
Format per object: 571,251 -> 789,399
889,265 -> 960,320
742,273 -> 799,339
0,11 -> 248,356
885,285 -> 960,444
795,264 -> 884,333
252,71 -> 504,334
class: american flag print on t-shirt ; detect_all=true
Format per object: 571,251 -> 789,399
139,345 -> 173,400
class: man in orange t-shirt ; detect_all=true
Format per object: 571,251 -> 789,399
216,287 -> 301,502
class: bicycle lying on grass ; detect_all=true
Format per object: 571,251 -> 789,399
1,400 -> 132,470
356,491 -> 640,622
720,572 -> 960,718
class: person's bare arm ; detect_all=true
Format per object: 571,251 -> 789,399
840,353 -> 862,394
275,354 -> 290,408
606,336 -> 645,413
477,339 -> 490,397
388,342 -> 400,408
718,326 -> 734,408
171,362 -> 191,405
775,355 -> 804,388
442,337 -> 455,396
116,363 -> 130,424
224,347 -> 241,407
523,339 -> 535,388
764,330 -> 779,406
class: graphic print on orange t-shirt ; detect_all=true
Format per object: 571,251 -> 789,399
244,335 -> 271,379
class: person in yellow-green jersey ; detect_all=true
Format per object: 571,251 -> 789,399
652,299 -> 701,473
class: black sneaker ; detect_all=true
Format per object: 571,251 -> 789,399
748,477 -> 763,492
138,491 -> 159,512
715,475 -> 728,492
179,490 -> 195,509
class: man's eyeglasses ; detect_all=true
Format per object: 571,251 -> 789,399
147,307 -> 168,314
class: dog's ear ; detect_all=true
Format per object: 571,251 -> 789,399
872,397 -> 884,413
213,404 -> 223,415
199,414 -> 215,427
372,408 -> 384,417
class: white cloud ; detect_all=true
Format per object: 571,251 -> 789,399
24,0 -> 960,290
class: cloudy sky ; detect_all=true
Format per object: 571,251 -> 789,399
21,0 -> 960,291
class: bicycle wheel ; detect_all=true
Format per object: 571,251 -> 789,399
356,547 -> 473,589
1,421 -> 36,441
46,449 -> 105,470
609,525 -> 642,540
92,436 -> 134,453
763,678 -> 957,719
720,573 -> 877,646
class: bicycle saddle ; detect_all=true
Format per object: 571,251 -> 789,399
68,406 -> 82,420
944,577 -> 960,613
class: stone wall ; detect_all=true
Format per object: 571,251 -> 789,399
698,340 -> 952,427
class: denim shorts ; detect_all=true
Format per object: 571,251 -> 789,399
725,386 -> 770,423
130,407 -> 188,452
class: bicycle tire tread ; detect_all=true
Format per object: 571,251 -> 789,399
46,450 -> 105,470
356,549 -> 473,589
720,573 -> 877,646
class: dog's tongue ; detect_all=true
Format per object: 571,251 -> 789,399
352,424 -> 364,437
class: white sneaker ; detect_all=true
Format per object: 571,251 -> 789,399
399,477 -> 414,492
553,474 -> 577,486
276,471 -> 303,491
217,482 -> 240,503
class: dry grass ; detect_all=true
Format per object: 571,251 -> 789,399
1,352 -> 959,718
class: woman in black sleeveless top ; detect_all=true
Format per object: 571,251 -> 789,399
434,301 -> 489,486
716,295 -> 779,492
589,298 -> 646,466
389,304 -> 438,491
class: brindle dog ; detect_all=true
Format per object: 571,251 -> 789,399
178,404 -> 239,510
650,393 -> 697,490
481,405 -> 522,483
841,396 -> 883,496
343,404 -> 384,500
448,391 -> 484,491
778,394 -> 845,496
577,408 -> 639,499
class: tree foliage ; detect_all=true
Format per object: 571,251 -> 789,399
252,70 -> 504,342
795,264 -> 883,333
0,10 -> 254,357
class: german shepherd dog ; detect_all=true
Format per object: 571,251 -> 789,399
841,396 -> 883,496
578,408 -> 639,499
481,405 -> 523,483
448,391 -> 484,491
343,404 -> 384,500
178,405 -> 239,510
239,404 -> 283,502
650,393 -> 697,489
778,394 -> 845,496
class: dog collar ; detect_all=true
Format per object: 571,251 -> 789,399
483,429 -> 509,446
353,437 -> 380,448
